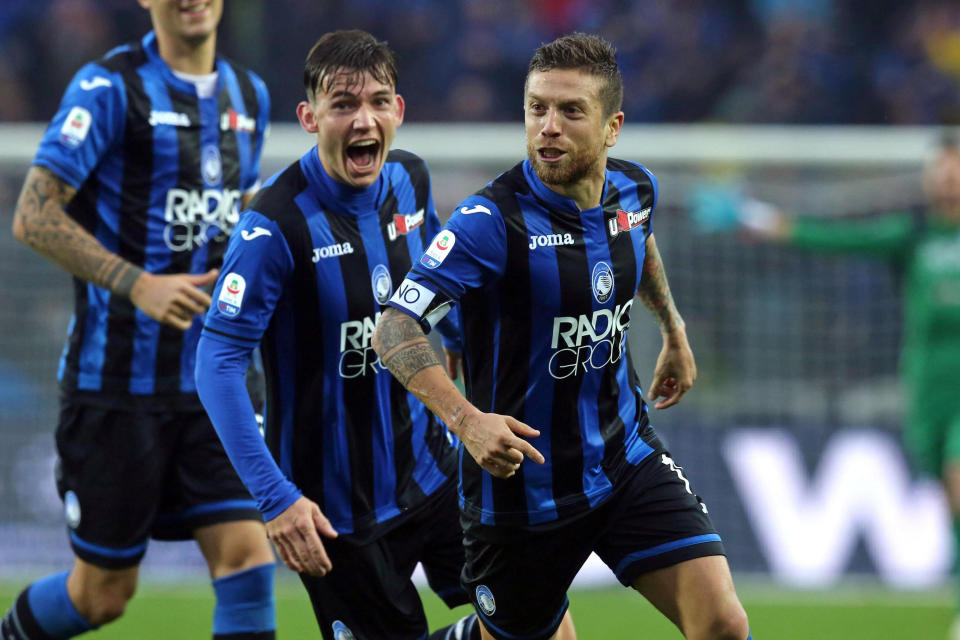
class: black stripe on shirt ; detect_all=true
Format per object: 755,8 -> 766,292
100,63 -> 152,391
153,86 -> 201,393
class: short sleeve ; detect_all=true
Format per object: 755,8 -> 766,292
32,62 -> 126,189
387,195 -> 506,330
202,210 -> 293,345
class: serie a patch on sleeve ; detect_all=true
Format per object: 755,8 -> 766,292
217,273 -> 246,318
420,230 -> 456,269
59,106 -> 93,149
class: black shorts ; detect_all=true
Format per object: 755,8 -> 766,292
55,396 -> 262,569
299,484 -> 468,640
460,448 -> 725,640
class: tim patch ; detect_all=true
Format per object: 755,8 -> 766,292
217,273 -> 246,317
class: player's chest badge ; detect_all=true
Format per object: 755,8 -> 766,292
592,261 -> 615,303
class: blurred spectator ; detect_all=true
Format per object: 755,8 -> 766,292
6,0 -> 960,124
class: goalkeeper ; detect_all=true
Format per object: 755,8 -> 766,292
715,137 -> 960,630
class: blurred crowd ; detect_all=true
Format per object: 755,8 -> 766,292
3,0 -> 960,124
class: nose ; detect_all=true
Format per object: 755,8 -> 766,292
353,103 -> 374,130
540,108 -> 561,137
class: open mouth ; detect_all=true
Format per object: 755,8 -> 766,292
180,1 -> 211,18
346,139 -> 381,173
538,148 -> 566,163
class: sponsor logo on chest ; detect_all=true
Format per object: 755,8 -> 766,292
548,299 -> 634,379
339,312 -> 389,379
529,232 -> 575,250
220,108 -> 256,133
608,207 -> 651,237
387,208 -> 424,241
148,110 -> 191,127
164,188 -> 241,252
313,241 -> 354,262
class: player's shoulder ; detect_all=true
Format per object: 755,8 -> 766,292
386,148 -> 424,166
94,39 -> 148,74
217,55 -> 269,99
385,148 -> 429,182
62,40 -> 144,94
469,161 -> 528,214
244,160 -> 310,224
607,157 -> 656,184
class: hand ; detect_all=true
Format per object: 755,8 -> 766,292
129,268 -> 219,330
739,198 -> 790,240
648,334 -> 697,410
265,496 -> 338,577
444,348 -> 462,381
458,411 -> 545,478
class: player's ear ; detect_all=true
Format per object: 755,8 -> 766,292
605,111 -> 624,148
297,101 -> 318,134
137,0 -> 151,9
395,94 -> 405,126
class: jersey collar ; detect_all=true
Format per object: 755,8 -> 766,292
522,158 -> 608,215
142,31 -> 222,97
300,146 -> 384,217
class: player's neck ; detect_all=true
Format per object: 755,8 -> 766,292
549,167 -> 606,211
155,31 -> 218,75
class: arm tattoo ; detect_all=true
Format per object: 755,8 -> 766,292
382,340 -> 442,387
636,235 -> 681,333
13,166 -> 143,296
374,308 -> 443,386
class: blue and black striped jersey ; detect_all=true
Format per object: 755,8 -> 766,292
199,147 -> 458,538
388,158 -> 661,527
32,31 -> 269,402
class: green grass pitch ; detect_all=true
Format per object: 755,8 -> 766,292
0,579 -> 953,638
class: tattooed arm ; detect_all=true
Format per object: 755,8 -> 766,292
12,165 -> 217,330
636,233 -> 696,409
372,307 -> 544,478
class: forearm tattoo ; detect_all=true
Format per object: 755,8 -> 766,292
383,340 -> 442,387
375,309 -> 443,386
13,166 -> 143,296
637,237 -> 681,333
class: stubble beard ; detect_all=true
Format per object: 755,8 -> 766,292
526,139 -> 604,187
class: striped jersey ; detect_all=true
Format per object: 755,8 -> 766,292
388,158 -> 661,526
200,147 -> 459,538
32,31 -> 269,402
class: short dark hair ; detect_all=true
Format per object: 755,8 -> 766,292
303,30 -> 398,99
527,33 -> 623,118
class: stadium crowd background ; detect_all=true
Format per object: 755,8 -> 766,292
2,0 -> 960,125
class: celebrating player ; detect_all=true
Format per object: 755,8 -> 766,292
373,33 -> 751,640
195,30 -> 487,640
2,2 -> 275,640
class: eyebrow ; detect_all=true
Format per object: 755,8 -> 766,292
527,93 -> 590,110
328,88 -> 393,100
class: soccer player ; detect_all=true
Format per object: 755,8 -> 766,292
194,30 -> 490,640
373,33 -> 752,640
2,2 -> 276,639
724,134 -> 960,638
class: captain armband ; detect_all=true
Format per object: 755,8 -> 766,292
389,278 -> 454,331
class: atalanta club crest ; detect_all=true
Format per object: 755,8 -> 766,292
475,585 -> 496,616
371,264 -> 392,305
331,621 -> 355,640
592,261 -> 614,304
